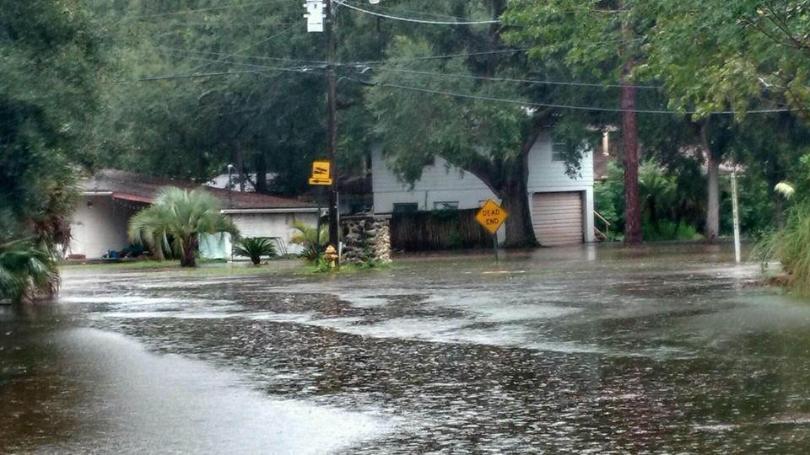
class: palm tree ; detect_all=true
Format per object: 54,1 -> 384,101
129,187 -> 239,267
0,239 -> 59,304
234,237 -> 277,265
290,221 -> 328,261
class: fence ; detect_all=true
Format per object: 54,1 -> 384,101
390,209 -> 490,251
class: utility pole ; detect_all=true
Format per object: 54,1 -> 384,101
325,0 -> 339,250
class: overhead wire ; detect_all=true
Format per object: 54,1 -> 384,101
116,0 -> 277,22
157,46 -> 326,66
138,70 -> 275,82
342,76 -> 792,115
333,0 -> 500,25
368,67 -> 662,90
138,53 -> 790,115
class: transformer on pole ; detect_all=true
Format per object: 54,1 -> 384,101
303,0 -> 325,33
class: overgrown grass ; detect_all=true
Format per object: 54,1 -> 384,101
642,220 -> 704,242
753,203 -> 810,296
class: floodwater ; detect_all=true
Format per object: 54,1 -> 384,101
3,244 -> 810,453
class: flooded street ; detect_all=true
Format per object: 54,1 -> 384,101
3,244 -> 810,453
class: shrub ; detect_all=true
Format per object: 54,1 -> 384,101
754,203 -> 810,296
234,237 -> 277,265
290,221 -> 327,262
0,240 -> 59,304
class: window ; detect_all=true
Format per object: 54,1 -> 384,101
552,142 -> 567,162
433,201 -> 459,211
393,203 -> 418,214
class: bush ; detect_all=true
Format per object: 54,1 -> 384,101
290,221 -> 327,262
0,240 -> 59,304
753,203 -> 810,296
642,220 -> 703,241
234,237 -> 277,265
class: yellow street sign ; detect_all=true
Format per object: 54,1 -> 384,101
309,160 -> 332,186
475,199 -> 508,235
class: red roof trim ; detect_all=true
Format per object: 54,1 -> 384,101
112,192 -> 153,204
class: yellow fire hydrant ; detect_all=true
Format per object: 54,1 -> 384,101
323,245 -> 339,269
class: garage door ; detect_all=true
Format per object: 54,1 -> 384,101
531,192 -> 584,246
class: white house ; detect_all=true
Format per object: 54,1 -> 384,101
372,133 -> 595,245
68,170 -> 319,259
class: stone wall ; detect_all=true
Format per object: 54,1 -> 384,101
341,215 -> 392,265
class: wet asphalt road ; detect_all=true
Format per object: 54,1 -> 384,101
3,244 -> 810,453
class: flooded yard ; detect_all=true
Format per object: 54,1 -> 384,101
3,244 -> 810,453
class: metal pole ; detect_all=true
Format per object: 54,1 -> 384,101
493,234 -> 499,263
731,170 -> 741,264
326,0 -> 339,255
315,188 -> 324,255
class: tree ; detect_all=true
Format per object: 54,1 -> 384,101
366,37 -> 544,247
504,0 -> 655,244
1,0 -> 99,245
644,0 -> 809,120
356,0 -> 605,247
638,1 -> 810,239
128,187 -> 238,267
86,0 -> 329,195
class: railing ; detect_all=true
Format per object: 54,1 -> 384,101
593,210 -> 611,241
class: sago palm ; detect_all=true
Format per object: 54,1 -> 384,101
234,237 -> 277,265
129,187 -> 239,267
0,239 -> 59,304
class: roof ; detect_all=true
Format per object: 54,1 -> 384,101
80,169 -> 317,211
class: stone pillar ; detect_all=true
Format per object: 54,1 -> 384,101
340,215 -> 392,265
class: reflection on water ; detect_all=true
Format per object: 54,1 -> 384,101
3,243 -> 810,453
1,324 -> 389,454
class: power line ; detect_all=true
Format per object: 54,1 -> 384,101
183,25 -> 300,76
345,76 -> 791,115
338,0 -> 483,22
333,0 -> 500,26
343,36 -> 645,66
343,48 -> 531,66
137,70 -> 273,82
117,1 -> 276,22
154,48 -> 641,92
158,46 -> 326,66
367,66 -> 662,90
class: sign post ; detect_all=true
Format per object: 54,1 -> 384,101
309,160 -> 333,259
475,199 -> 508,263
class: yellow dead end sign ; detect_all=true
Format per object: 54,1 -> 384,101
476,199 -> 508,235
308,160 -> 332,186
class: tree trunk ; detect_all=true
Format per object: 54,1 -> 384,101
699,122 -> 720,242
233,146 -> 246,192
705,150 -> 720,241
621,81 -> 642,244
180,234 -> 198,267
255,152 -> 268,194
501,173 -> 537,248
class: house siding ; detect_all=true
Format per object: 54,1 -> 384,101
228,212 -> 319,255
68,196 -> 138,258
372,133 -> 595,243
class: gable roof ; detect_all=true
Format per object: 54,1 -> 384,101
80,169 -> 317,211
